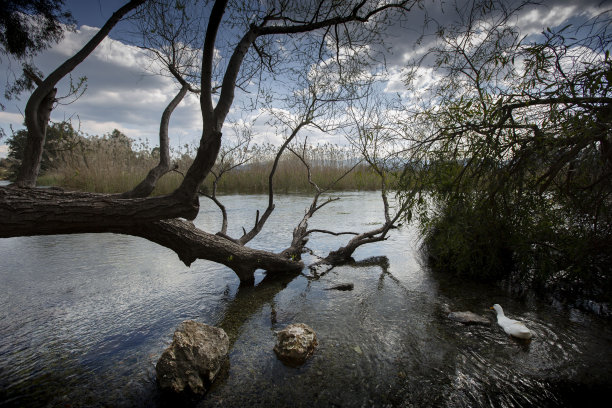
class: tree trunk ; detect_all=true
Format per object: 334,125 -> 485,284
15,88 -> 56,187
0,186 -> 302,283
0,187 -> 199,233
133,219 -> 303,283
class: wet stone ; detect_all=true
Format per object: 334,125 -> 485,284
274,323 -> 318,367
156,320 -> 229,395
447,311 -> 490,326
325,283 -> 354,291
441,303 -> 491,326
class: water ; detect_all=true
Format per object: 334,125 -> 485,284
1,191 -> 611,407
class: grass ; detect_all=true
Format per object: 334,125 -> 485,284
36,139 -> 383,194
0,162 -> 10,180
202,160 -> 382,194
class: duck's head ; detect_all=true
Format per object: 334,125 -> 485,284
490,304 -> 503,314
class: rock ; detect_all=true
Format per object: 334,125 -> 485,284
156,320 -> 229,394
325,283 -> 354,291
441,303 -> 452,315
274,323 -> 318,367
447,311 -> 490,326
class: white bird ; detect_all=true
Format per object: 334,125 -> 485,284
490,304 -> 533,340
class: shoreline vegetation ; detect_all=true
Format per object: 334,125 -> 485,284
1,124 -> 383,194
2,122 -> 610,314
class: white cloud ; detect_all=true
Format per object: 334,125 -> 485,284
383,67 -> 407,94
1,25 -> 204,149
0,111 -> 25,127
0,25 -> 301,152
513,4 -> 605,36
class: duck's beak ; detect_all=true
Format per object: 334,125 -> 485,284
489,306 -> 494,310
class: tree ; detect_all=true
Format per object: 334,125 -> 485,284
0,0 -> 73,59
399,0 -> 612,300
12,0 -> 146,187
6,120 -> 82,179
1,0 -> 76,113
120,0 -> 205,198
1,0 -> 416,284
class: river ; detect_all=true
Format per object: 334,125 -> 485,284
0,189 -> 611,407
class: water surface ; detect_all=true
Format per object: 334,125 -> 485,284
1,191 -> 610,407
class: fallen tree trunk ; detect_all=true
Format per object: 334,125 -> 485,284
131,219 -> 303,282
0,186 -> 303,283
0,186 -> 199,231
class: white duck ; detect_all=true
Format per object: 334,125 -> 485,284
490,304 -> 532,340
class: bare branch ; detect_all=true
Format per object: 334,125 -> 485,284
121,84 -> 189,199
306,229 -> 359,236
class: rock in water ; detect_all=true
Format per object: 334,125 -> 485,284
447,311 -> 490,326
274,323 -> 318,367
156,320 -> 229,394
325,283 -> 354,291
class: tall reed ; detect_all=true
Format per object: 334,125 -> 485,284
39,137 -> 383,194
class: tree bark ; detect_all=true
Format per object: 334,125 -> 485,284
15,87 -> 56,186
133,219 -> 303,283
323,225 -> 389,264
0,186 -> 199,234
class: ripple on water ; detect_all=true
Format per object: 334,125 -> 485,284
1,192 -> 611,407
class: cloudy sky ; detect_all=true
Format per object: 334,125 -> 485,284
0,0 -> 609,159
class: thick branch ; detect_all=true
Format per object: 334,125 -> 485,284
258,1 -> 413,36
15,87 -> 56,187
171,0 -> 230,200
201,0 -> 228,125
0,186 -> 200,234
503,96 -> 612,112
323,225 -> 389,264
323,195 -> 407,264
132,219 -> 303,283
121,84 -> 189,198
215,27 -> 259,127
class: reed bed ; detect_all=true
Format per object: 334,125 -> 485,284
38,138 -> 382,194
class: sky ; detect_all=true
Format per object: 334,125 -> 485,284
0,0 -> 610,159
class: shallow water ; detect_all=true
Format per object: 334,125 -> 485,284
0,191 -> 611,407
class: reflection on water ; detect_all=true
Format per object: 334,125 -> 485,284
0,192 -> 611,407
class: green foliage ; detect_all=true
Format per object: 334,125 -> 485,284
421,197 -> 514,281
0,0 -> 76,108
0,0 -> 73,59
400,1 -> 612,302
0,157 -> 10,179
6,121 -> 82,180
